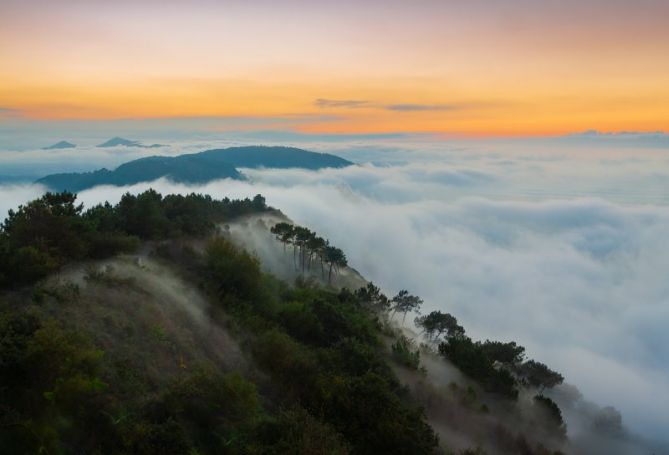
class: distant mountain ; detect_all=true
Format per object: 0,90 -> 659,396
43,140 -> 76,150
560,130 -> 669,147
97,137 -> 163,148
36,145 -> 353,192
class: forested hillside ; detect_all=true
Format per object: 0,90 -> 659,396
0,191 -> 569,454
36,146 -> 353,192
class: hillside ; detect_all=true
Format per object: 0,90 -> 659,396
36,146 -> 353,192
0,190 -> 585,454
2,190 -> 656,454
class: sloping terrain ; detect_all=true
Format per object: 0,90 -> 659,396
0,190 -> 604,454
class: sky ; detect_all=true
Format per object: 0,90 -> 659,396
1,0 -> 668,449
1,0 -> 669,136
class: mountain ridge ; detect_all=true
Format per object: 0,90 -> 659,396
36,145 -> 353,192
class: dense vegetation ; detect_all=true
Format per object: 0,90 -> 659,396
0,191 -> 568,454
0,190 -> 269,287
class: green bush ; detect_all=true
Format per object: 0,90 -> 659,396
391,335 -> 421,370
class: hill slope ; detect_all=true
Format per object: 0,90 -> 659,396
36,146 -> 353,192
0,190 -> 586,455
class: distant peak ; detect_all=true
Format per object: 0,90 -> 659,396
43,140 -> 76,150
97,137 -> 142,147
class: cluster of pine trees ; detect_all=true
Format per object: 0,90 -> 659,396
355,283 -> 566,434
270,222 -> 347,283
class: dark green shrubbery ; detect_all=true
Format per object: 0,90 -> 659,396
391,335 -> 422,370
202,237 -> 439,453
0,190 -> 270,288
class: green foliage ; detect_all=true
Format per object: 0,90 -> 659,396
271,221 -> 346,282
0,190 -> 272,288
391,335 -> 422,370
438,336 -> 519,399
253,406 -> 350,454
87,231 -> 140,259
0,192 -> 90,285
534,395 -> 566,435
479,340 -> 526,365
391,290 -> 423,326
0,314 -> 110,454
518,360 -> 564,391
145,369 -> 261,449
205,255 -> 438,452
206,237 -> 262,302
0,190 -> 568,453
436,325 -> 563,411
316,371 -> 437,453
414,310 -> 464,342
355,282 -> 390,313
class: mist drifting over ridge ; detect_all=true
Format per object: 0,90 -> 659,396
1,137 -> 668,449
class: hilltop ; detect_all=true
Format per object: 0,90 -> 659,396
36,145 -> 353,192
0,190 -> 593,454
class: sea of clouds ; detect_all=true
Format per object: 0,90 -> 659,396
1,138 -> 668,445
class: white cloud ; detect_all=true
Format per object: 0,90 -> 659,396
1,142 -> 667,445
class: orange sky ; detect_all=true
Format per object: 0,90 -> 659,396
1,0 -> 668,136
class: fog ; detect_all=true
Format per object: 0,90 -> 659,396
1,139 -> 668,449
40,255 -> 248,387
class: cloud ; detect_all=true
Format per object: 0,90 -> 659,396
561,130 -> 669,148
313,98 -> 459,112
0,183 -> 47,220
1,139 -> 667,449
384,103 -> 457,112
0,107 -> 21,119
314,98 -> 369,108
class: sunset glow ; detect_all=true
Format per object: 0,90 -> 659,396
1,0 -> 668,135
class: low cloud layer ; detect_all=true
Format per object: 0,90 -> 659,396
314,98 -> 460,112
1,140 -> 667,447
385,103 -> 457,112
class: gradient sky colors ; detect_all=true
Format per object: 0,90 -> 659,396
1,0 -> 668,136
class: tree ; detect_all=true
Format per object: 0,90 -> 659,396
391,335 -> 421,370
391,290 -> 423,326
115,190 -> 169,239
414,311 -> 464,342
270,222 -> 294,253
205,237 -> 262,301
306,235 -> 326,273
438,336 -> 519,399
355,282 -> 390,313
479,340 -> 525,365
2,191 -> 87,258
324,246 -> 347,284
534,395 -> 566,435
1,192 -> 90,283
293,226 -> 314,272
517,360 -> 563,392
251,194 -> 266,211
